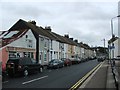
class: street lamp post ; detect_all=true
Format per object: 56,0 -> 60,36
111,15 -> 120,37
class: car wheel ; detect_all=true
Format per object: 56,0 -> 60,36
39,67 -> 43,73
24,69 -> 28,76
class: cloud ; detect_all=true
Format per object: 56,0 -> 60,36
2,2 -> 51,18
0,1 -> 119,47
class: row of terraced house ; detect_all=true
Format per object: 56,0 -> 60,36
0,19 -> 96,69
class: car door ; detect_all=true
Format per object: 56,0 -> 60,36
25,58 -> 34,71
58,60 -> 62,67
31,58 -> 41,71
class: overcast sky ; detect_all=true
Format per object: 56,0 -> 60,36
0,0 -> 119,47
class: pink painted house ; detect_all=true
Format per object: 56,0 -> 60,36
0,28 -> 36,71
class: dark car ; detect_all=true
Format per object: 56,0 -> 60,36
48,59 -> 64,69
6,57 -> 43,77
97,57 -> 104,62
61,58 -> 72,66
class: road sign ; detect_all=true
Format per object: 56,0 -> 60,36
108,45 -> 115,49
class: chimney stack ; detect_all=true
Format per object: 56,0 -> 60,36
28,20 -> 36,25
64,34 -> 69,38
45,26 -> 51,32
74,39 -> 78,43
70,38 -> 73,41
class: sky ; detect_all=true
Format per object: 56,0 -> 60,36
0,0 -> 120,47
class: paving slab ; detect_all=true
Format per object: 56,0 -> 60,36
79,61 -> 116,89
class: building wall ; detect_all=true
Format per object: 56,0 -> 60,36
39,36 -> 49,65
81,47 -> 85,59
74,46 -> 80,58
63,43 -> 69,58
118,2 -> 120,38
68,44 -> 75,58
59,42 -> 64,59
84,49 -> 87,59
109,39 -> 118,59
114,39 -> 118,58
68,45 -> 71,58
118,38 -> 120,56
1,29 -> 36,69
118,2 -> 120,59
9,29 -> 36,49
51,40 -> 59,60
0,47 -> 9,69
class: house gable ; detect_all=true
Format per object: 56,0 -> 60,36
8,29 -> 36,49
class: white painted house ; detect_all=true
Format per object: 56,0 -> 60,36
0,29 -> 36,70
108,36 -> 120,59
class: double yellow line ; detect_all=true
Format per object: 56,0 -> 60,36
69,62 -> 103,90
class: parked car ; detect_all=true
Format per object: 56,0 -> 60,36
6,57 -> 43,77
81,58 -> 88,62
97,57 -> 104,62
48,59 -> 64,69
61,58 -> 72,66
70,58 -> 81,64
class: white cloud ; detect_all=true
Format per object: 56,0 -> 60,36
1,0 -> 120,2
0,1 -> 119,47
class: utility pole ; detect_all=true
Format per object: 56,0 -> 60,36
103,38 -> 105,53
101,38 -> 106,53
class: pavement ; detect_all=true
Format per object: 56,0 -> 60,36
78,60 -> 120,90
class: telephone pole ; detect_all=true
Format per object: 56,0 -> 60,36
101,38 -> 106,53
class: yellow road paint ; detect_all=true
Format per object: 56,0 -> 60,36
69,62 -> 103,90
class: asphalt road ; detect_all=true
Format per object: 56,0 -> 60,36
2,60 -> 99,89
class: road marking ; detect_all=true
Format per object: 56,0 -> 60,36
22,75 -> 48,85
69,62 -> 103,90
79,62 -> 103,88
2,81 -> 9,84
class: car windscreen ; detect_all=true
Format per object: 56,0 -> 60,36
7,58 -> 19,64
50,60 -> 58,63
31,59 -> 37,64
19,57 -> 32,65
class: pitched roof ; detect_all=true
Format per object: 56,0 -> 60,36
9,19 -> 45,39
0,29 -> 28,47
9,19 -> 60,40
2,19 -> 83,47
9,19 -> 78,46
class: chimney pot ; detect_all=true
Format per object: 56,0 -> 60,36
64,34 -> 69,38
45,26 -> 51,32
28,20 -> 36,25
70,38 -> 73,41
74,39 -> 78,43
